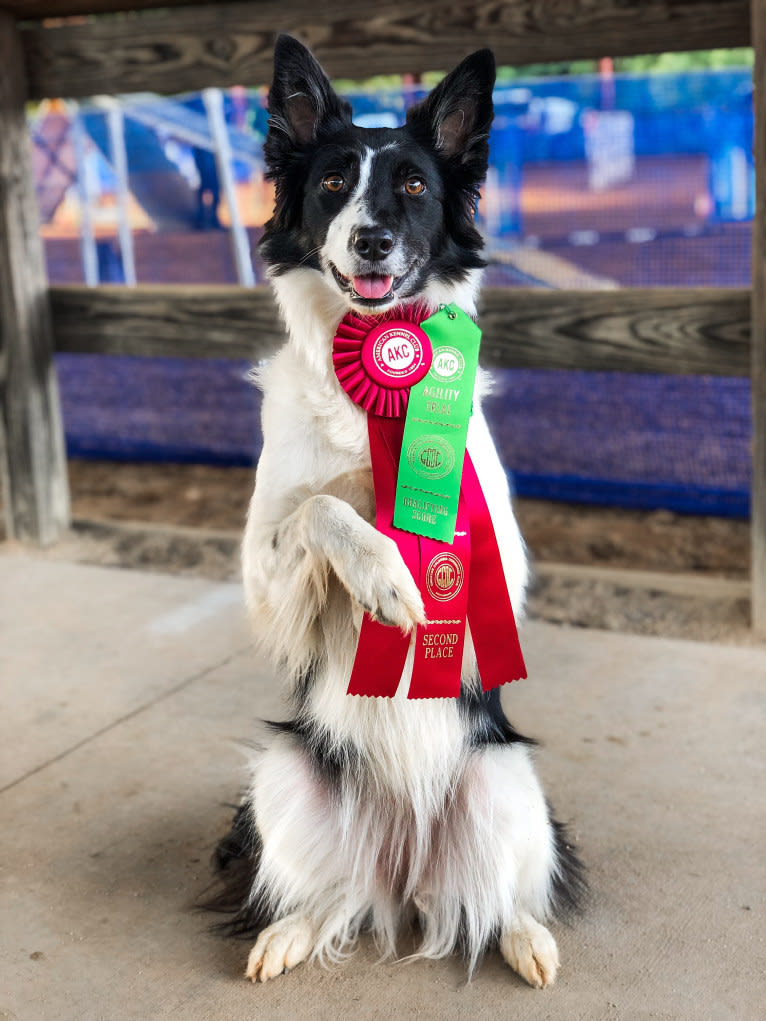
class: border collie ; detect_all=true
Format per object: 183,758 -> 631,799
208,34 -> 584,988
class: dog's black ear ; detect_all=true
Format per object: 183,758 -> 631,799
267,34 -> 352,150
406,49 -> 495,176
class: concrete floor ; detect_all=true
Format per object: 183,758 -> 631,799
1,551 -> 764,1021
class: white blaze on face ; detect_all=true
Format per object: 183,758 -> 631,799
322,147 -> 375,277
321,145 -> 410,289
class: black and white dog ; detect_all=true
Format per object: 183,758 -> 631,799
210,35 -> 583,988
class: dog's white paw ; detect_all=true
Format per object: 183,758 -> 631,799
500,914 -> 559,989
304,494 -> 426,633
244,914 -> 314,983
336,528 -> 426,633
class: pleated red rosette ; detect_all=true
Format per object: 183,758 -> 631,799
332,305 -> 432,418
332,306 -> 526,699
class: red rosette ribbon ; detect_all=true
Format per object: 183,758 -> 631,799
332,305 -> 432,418
332,306 -> 526,699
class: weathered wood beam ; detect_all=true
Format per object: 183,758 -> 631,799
0,11 -> 69,544
20,0 -> 751,101
477,287 -> 751,375
752,0 -> 766,635
8,0 -> 753,29
51,285 -> 285,360
7,0 -> 195,14
50,285 -> 751,377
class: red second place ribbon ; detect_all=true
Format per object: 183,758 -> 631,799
333,306 -> 526,699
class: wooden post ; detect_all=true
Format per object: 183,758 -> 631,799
753,0 -> 766,635
0,9 -> 70,543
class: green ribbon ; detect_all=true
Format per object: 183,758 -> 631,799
393,304 -> 481,543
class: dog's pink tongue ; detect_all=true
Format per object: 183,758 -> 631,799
353,275 -> 393,300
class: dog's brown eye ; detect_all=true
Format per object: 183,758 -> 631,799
322,174 -> 346,193
405,176 -> 426,196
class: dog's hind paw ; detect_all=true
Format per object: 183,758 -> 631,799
245,913 -> 314,983
499,914 -> 559,989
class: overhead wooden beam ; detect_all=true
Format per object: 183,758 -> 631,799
7,0 -> 752,30
7,0 -> 195,14
20,0 -> 751,101
0,11 -> 70,544
50,285 -> 751,377
752,0 -> 766,635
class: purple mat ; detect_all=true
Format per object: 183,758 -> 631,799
57,354 -> 751,518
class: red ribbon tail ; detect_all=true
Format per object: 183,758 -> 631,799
407,499 -> 470,699
347,416 -> 419,698
347,619 -> 410,697
463,453 -> 527,691
346,424 -> 526,699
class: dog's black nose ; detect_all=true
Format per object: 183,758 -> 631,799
353,227 -> 394,261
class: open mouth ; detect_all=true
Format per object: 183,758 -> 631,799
330,264 -> 410,305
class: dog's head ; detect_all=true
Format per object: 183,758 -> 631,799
260,35 -> 495,315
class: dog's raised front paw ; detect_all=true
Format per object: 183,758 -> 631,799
245,914 -> 314,983
305,494 -> 426,632
341,529 -> 426,632
499,914 -> 559,989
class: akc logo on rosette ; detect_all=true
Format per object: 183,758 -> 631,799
362,321 -> 431,388
332,308 -> 433,419
426,551 -> 465,602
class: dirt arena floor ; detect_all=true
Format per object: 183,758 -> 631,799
2,459 -> 754,646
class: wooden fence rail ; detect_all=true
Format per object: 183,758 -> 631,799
51,286 -> 752,377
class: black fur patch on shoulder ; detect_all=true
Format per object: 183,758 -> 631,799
200,801 -> 271,938
458,685 -> 536,748
549,814 -> 589,919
